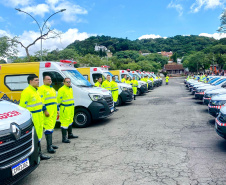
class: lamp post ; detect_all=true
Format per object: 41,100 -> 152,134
15,8 -> 66,61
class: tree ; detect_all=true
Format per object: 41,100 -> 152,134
218,9 -> 226,33
12,28 -> 61,61
170,52 -> 178,63
0,36 -> 18,58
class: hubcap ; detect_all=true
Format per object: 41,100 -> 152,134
75,112 -> 87,126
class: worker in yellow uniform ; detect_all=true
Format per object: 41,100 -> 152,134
131,76 -> 138,100
19,74 -> 50,160
94,77 -> 102,87
143,75 -> 149,89
166,75 -> 169,85
126,76 -> 132,85
102,75 -> 111,91
110,76 -> 119,111
121,75 -> 127,83
39,75 -> 58,154
57,78 -> 78,144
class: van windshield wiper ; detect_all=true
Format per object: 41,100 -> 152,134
76,85 -> 90,87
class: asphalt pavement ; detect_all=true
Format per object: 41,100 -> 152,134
18,78 -> 226,185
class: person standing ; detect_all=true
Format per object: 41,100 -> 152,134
57,78 -> 78,144
126,77 -> 132,85
165,75 -> 169,85
131,76 -> 138,100
110,76 -> 119,111
19,74 -> 50,160
94,77 -> 102,87
39,75 -> 58,154
121,74 -> 127,83
102,75 -> 111,91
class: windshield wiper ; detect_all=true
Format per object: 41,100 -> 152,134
76,85 -> 90,87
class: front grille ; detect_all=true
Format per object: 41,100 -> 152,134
0,124 -> 33,168
103,95 -> 114,108
128,88 -> 133,95
219,114 -> 226,123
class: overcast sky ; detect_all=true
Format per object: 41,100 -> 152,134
0,0 -> 225,56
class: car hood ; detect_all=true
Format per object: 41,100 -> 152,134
81,87 -> 111,96
205,88 -> 226,95
211,94 -> 226,101
197,86 -> 221,91
0,100 -> 31,130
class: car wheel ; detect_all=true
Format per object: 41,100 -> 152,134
74,108 -> 91,128
137,89 -> 141,96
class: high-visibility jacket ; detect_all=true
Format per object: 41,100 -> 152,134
102,80 -> 111,91
19,85 -> 45,141
142,78 -> 149,88
131,80 -> 138,95
94,81 -> 101,87
121,78 -> 126,83
38,85 -> 58,134
166,76 -> 169,82
110,81 -> 119,103
200,75 -> 205,82
186,76 -> 190,81
126,80 -> 132,85
57,85 -> 74,129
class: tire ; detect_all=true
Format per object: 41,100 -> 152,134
137,89 -> 141,96
74,108 -> 91,128
117,96 -> 122,106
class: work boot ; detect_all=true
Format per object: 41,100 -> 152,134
68,125 -> 78,139
134,95 -> 136,100
113,102 -> 118,112
61,128 -> 70,143
52,145 -> 58,149
45,134 -> 56,154
39,143 -> 51,160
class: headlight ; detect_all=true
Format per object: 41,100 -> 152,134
120,87 -> 128,91
197,89 -> 205,93
211,100 -> 226,106
89,94 -> 103,101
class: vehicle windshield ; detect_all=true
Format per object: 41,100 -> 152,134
103,71 -> 120,83
131,73 -> 141,80
62,70 -> 92,87
214,78 -> 226,86
208,77 -> 220,84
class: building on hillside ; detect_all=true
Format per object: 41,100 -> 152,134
158,51 -> 173,58
94,44 -> 109,52
163,62 -> 184,75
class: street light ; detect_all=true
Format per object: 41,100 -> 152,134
15,8 -> 66,61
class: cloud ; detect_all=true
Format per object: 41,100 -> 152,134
167,1 -> 183,16
138,34 -> 163,40
199,32 -> 226,39
21,4 -> 50,17
190,0 -> 224,13
1,0 -> 32,7
0,28 -> 96,56
0,16 -> 4,22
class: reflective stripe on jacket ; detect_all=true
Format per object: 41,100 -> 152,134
102,80 -> 111,90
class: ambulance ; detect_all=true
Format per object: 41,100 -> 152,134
0,60 -> 114,128
128,71 -> 148,95
77,66 -> 133,106
0,99 -> 39,184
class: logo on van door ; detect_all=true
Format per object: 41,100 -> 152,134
11,123 -> 21,140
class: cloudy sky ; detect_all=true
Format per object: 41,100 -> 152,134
0,0 -> 225,56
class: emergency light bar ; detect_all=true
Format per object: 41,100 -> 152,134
60,60 -> 77,64
101,65 -> 110,68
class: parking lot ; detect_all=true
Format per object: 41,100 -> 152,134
18,77 -> 226,185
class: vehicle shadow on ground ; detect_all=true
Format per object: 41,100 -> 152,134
88,118 -> 112,128
201,108 -> 209,113
194,101 -> 204,105
207,119 -> 215,127
215,140 -> 226,152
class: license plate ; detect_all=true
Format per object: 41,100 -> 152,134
111,107 -> 114,112
12,158 -> 30,176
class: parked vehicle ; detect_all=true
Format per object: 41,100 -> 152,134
0,100 -> 39,185
215,106 -> 226,139
77,66 -> 133,106
208,94 -> 226,117
0,60 -> 114,128
203,88 -> 226,105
